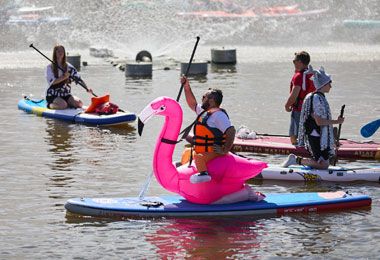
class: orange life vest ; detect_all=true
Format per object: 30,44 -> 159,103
193,109 -> 227,153
85,94 -> 118,115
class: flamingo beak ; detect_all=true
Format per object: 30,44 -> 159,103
137,118 -> 144,136
138,104 -> 155,136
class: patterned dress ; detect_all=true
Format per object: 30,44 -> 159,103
298,92 -> 335,157
45,63 -> 80,103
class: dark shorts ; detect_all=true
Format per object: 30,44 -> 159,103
307,135 -> 331,161
46,95 -> 72,108
289,111 -> 301,136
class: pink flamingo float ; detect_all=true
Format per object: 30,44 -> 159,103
138,96 -> 268,204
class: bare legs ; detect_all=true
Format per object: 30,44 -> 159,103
67,96 -> 83,108
212,185 -> 265,204
290,135 -> 298,145
282,153 -> 330,169
49,96 -> 83,110
299,157 -> 329,170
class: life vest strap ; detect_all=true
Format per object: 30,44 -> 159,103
193,135 -> 224,141
161,138 -> 180,145
193,141 -> 225,146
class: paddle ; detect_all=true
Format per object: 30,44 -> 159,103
139,36 -> 200,135
173,37 -> 202,139
333,104 -> 345,166
29,43 -> 97,97
138,171 -> 154,201
176,36 -> 200,102
360,119 -> 380,138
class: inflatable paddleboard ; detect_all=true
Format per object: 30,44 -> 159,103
18,97 -> 136,126
177,6 -> 328,19
259,165 -> 380,182
233,135 -> 380,160
343,19 -> 380,29
65,191 -> 371,218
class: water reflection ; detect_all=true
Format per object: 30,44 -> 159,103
42,119 -> 77,198
125,77 -> 153,95
211,63 -> 237,74
145,217 -> 262,259
43,119 -> 137,186
44,119 -> 77,172
64,206 -> 373,258
186,75 -> 208,84
80,124 -> 137,165
269,211 -> 369,257
98,124 -> 137,137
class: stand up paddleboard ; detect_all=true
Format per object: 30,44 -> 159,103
233,135 -> 380,160
18,97 -> 136,126
259,165 -> 380,182
65,191 -> 371,218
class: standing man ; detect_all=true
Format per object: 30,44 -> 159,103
281,66 -> 344,169
181,76 -> 236,184
285,51 -> 315,145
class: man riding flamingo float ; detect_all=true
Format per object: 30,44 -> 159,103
138,78 -> 268,204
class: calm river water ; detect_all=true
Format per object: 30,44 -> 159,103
1,44 -> 380,259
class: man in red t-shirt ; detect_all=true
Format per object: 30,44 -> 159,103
284,51 -> 315,145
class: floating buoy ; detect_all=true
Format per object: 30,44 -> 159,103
109,59 -> 126,66
118,64 -> 126,71
67,54 -> 81,71
125,62 -> 152,77
180,61 -> 208,76
211,48 -> 236,64
136,50 -> 152,62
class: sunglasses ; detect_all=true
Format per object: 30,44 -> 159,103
203,94 -> 215,100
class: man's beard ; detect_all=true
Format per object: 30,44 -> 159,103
201,102 -> 210,110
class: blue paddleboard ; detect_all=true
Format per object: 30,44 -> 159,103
18,97 -> 136,126
65,191 -> 371,218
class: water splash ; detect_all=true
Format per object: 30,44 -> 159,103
1,0 -> 379,55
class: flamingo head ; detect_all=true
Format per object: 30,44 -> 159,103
138,96 -> 182,136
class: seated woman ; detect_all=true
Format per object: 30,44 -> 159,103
45,45 -> 89,109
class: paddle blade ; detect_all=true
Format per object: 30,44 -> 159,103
360,119 -> 380,138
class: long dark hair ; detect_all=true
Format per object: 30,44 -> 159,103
52,45 -> 67,78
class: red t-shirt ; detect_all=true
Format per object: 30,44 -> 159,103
290,69 -> 315,112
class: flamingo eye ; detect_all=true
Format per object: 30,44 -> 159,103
159,105 -> 165,111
